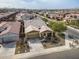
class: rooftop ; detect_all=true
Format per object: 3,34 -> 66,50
0,12 -> 19,21
25,25 -> 39,33
24,17 -> 46,29
0,21 -> 21,36
0,12 -> 16,18
24,17 -> 52,33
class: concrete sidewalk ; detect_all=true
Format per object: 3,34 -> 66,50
1,39 -> 79,59
14,45 -> 70,59
14,40 -> 79,59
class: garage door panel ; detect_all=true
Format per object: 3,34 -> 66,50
26,32 -> 39,38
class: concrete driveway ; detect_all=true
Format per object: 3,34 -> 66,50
28,38 -> 44,52
0,42 -> 16,57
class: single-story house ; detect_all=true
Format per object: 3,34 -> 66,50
24,18 -> 52,39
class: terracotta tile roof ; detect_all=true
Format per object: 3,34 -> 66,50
0,12 -> 15,19
0,21 -> 21,36
24,18 -> 46,28
25,25 -> 39,33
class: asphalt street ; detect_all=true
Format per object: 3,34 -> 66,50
29,48 -> 79,59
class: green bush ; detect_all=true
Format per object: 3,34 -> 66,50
48,21 -> 67,32
42,18 -> 48,22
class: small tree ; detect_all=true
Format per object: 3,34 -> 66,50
49,21 -> 67,32
48,21 -> 67,37
42,18 -> 48,22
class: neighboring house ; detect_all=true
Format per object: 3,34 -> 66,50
64,13 -> 79,20
21,13 -> 36,20
47,13 -> 64,20
64,13 -> 79,23
0,21 -> 21,43
0,12 -> 19,21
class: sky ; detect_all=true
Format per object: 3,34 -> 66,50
0,0 -> 79,9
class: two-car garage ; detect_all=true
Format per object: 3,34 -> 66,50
25,25 -> 39,39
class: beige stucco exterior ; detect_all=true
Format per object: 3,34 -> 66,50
25,31 -> 39,39
25,25 -> 52,39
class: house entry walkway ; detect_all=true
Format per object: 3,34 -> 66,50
28,38 -> 44,52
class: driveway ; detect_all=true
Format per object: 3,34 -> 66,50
28,38 -> 44,52
0,42 -> 16,57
